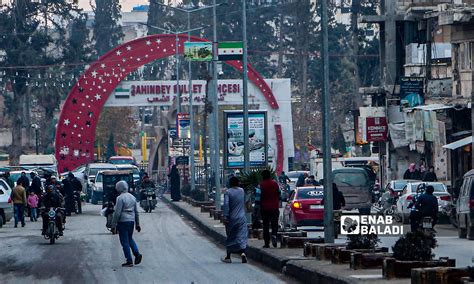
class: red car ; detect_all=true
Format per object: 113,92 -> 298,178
281,186 -> 324,229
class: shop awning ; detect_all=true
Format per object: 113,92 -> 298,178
442,136 -> 473,150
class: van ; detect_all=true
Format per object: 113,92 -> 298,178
457,169 -> 474,240
332,167 -> 375,214
19,154 -> 58,177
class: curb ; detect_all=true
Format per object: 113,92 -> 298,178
163,196 -> 354,284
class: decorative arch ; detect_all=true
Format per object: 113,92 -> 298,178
55,34 -> 282,173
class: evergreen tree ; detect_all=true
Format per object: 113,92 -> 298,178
92,0 -> 124,57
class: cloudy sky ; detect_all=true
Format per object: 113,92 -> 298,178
78,0 -> 149,12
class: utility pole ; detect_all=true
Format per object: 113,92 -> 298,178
187,13 -> 196,191
175,33 -> 181,114
321,0 -> 334,243
242,0 -> 249,173
211,0 -> 221,209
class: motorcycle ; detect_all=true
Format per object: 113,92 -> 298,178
140,188 -> 157,213
43,207 -> 63,244
441,203 -> 457,228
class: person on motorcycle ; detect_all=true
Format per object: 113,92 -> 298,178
139,174 -> 156,201
378,187 -> 397,216
409,185 -> 438,232
40,185 -> 64,236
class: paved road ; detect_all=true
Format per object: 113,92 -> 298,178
0,201 -> 288,284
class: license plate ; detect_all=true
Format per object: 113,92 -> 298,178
422,220 -> 432,229
310,205 -> 323,209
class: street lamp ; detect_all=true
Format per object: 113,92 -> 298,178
152,1 -> 224,194
31,123 -> 40,155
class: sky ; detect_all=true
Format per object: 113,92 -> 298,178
78,0 -> 149,12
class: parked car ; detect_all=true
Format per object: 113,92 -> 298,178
286,171 -> 310,192
396,182 -> 452,224
333,167 -> 375,214
457,169 -> 474,239
385,179 -> 418,193
0,178 -> 13,227
84,163 -> 116,202
108,156 -> 137,165
281,186 -> 324,229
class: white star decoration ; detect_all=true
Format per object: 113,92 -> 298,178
73,124 -> 77,128
136,57 -> 141,61
100,63 -> 106,68
126,46 -> 132,51
95,94 -> 101,100
91,70 -> 97,77
116,50 -> 122,56
146,40 -> 151,46
156,39 -> 161,44
64,119 -> 70,126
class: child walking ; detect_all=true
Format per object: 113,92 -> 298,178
28,192 -> 39,222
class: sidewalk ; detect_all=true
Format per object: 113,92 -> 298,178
162,195 -> 409,284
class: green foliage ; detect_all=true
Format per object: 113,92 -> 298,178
105,133 -> 116,159
92,0 -> 124,58
346,233 -> 380,250
239,166 -> 276,193
392,231 -> 438,261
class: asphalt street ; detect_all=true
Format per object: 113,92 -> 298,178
0,201 -> 288,284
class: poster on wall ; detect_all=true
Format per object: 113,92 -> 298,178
177,113 -> 190,139
224,111 -> 267,168
400,77 -> 424,108
365,117 -> 388,142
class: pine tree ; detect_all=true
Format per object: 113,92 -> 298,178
92,0 -> 124,58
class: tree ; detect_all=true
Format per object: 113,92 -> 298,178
92,0 -> 124,58
96,107 -> 138,150
105,133 -> 116,159
0,0 -> 82,163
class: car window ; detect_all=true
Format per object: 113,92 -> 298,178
394,181 -> 408,190
296,188 -> 324,199
96,174 -> 103,182
0,181 -> 7,194
430,184 -> 447,193
334,172 -> 368,187
470,177 -> 474,198
287,172 -> 303,179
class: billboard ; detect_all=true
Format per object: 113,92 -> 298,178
365,117 -> 388,142
177,113 -> 190,139
400,77 -> 424,108
184,42 -> 212,61
224,111 -> 267,168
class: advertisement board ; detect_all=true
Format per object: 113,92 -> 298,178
365,117 -> 388,142
224,111 -> 267,169
177,113 -> 190,139
184,42 -> 212,61
400,77 -> 424,108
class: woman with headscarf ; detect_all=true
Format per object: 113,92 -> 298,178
403,163 -> 421,180
168,165 -> 181,201
221,176 -> 248,263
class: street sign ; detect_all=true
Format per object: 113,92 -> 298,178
177,113 -> 190,139
224,110 -> 267,168
218,42 -> 243,61
184,42 -> 212,61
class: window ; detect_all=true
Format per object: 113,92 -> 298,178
458,42 -> 473,70
334,172 -> 368,187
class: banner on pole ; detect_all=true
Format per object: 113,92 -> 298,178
177,113 -> 190,139
218,41 -> 243,61
184,42 -> 212,61
223,110 -> 267,168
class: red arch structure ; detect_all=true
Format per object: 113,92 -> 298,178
55,34 -> 284,173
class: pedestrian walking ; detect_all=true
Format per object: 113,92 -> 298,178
29,172 -> 42,195
221,176 -> 248,263
17,172 -> 30,192
11,180 -> 27,227
169,165 -> 181,201
27,191 -> 39,222
256,170 -> 281,248
403,163 -> 421,180
62,173 -> 77,215
111,181 -> 142,267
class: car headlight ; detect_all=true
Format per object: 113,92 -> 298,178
48,210 -> 56,218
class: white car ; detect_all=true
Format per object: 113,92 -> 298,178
396,182 -> 452,224
0,178 -> 13,227
115,164 -> 140,185
384,179 -> 418,193
91,171 -> 105,205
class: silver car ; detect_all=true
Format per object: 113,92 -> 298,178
396,182 -> 452,224
0,179 -> 13,227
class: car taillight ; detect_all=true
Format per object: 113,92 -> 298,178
439,195 -> 451,201
469,199 -> 474,209
406,195 -> 413,201
292,201 -> 302,209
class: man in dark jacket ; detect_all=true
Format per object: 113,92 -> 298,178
332,183 -> 346,210
18,172 -> 30,192
422,166 -> 438,182
41,185 -> 64,235
256,170 -> 281,248
410,185 -> 438,232
29,172 -> 42,195
62,173 -> 76,216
